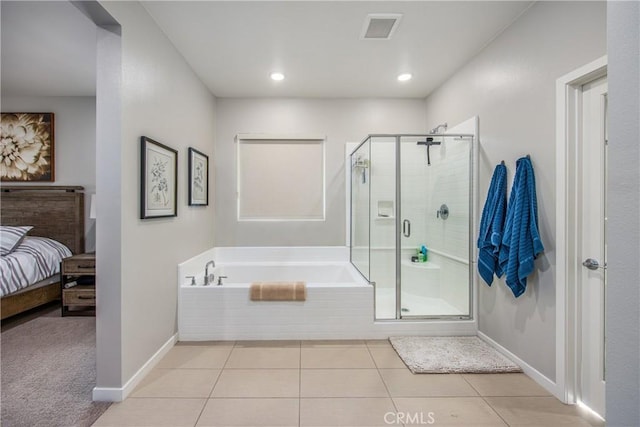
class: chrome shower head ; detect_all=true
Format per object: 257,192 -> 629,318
429,123 -> 448,134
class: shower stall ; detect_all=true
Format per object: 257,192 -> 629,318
350,134 -> 474,320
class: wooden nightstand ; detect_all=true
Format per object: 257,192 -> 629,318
60,253 -> 96,316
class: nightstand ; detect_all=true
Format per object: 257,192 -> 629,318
60,253 -> 96,316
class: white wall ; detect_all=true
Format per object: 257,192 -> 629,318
606,2 -> 640,424
95,22 -> 122,393
1,96 -> 96,250
97,1 -> 216,391
423,1 -> 606,380
215,98 -> 426,247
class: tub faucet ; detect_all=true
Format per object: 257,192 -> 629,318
204,260 -> 215,286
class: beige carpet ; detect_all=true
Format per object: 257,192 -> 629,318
389,336 -> 522,374
1,315 -> 110,427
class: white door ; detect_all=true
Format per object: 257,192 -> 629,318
579,75 -> 607,418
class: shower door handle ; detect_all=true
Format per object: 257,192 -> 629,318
403,219 -> 411,237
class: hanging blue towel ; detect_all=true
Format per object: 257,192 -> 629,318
477,163 -> 507,286
499,157 -> 544,298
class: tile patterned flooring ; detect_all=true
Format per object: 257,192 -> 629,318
92,340 -> 604,427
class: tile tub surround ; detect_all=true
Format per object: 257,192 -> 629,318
92,340 -> 605,427
177,247 -> 477,341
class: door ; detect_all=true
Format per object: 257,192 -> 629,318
398,135 -> 472,319
399,135 -> 431,318
579,75 -> 607,417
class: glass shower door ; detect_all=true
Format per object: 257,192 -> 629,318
350,138 -> 370,280
398,135 -> 472,318
369,137 -> 397,319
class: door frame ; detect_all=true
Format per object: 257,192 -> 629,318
555,56 -> 607,405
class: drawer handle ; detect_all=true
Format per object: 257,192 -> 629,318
77,295 -> 95,300
76,265 -> 94,269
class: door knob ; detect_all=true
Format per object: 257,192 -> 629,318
582,258 -> 606,270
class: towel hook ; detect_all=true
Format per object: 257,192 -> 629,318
500,160 -> 505,166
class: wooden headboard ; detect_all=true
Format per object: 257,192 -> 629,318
1,186 -> 85,254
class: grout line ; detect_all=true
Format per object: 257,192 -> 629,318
366,341 -> 410,427
365,340 -> 397,406
194,341 -> 236,427
126,396 -> 285,400
210,340 -> 237,397
193,341 -> 238,426
298,340 -> 302,427
191,398 -> 208,427
221,367 -> 310,370
478,395 -> 511,427
459,375 -> 511,427
460,374 -> 481,397
128,395 -> 420,400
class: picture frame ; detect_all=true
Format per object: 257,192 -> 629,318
0,112 -> 55,182
140,136 -> 178,219
188,147 -> 209,206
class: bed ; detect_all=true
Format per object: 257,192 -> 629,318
1,186 -> 85,320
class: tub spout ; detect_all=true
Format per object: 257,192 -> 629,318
204,260 -> 215,286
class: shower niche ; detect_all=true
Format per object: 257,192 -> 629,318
350,134 -> 474,320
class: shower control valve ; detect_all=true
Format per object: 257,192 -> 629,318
437,204 -> 449,220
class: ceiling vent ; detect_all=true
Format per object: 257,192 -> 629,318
360,13 -> 403,40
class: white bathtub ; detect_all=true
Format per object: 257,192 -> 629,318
177,247 -> 476,340
213,263 -> 358,286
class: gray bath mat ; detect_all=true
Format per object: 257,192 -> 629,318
389,336 -> 522,374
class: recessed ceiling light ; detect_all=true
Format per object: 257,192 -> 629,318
397,73 -> 412,82
270,72 -> 285,81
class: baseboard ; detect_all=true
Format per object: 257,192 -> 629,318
477,331 -> 565,402
93,333 -> 178,402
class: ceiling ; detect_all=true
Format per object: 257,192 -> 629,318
0,1 -> 533,99
143,1 -> 533,98
1,1 -> 97,97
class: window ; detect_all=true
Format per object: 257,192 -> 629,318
237,134 -> 325,221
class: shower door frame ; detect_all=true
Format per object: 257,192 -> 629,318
350,133 -> 475,322
348,137 -> 372,283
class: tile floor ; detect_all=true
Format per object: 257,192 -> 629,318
92,340 -> 604,427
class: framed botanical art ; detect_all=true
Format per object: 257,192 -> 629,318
188,147 -> 209,206
140,136 -> 177,219
0,112 -> 55,182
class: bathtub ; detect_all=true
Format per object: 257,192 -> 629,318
214,263 -> 358,285
177,247 -> 476,340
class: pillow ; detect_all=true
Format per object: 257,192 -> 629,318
0,226 -> 33,256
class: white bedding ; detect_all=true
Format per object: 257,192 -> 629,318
0,236 -> 72,297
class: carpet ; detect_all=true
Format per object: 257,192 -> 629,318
389,336 -> 522,374
1,316 -> 110,427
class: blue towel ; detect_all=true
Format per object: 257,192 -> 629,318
499,157 -> 544,297
477,163 -> 507,286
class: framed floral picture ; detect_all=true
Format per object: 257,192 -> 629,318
0,113 -> 55,182
140,136 -> 177,219
188,147 -> 209,206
